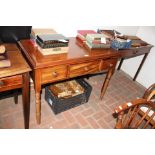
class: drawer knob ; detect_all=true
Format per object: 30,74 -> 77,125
0,81 -> 4,86
52,71 -> 58,77
109,64 -> 113,67
84,67 -> 89,71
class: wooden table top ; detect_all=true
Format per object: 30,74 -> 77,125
0,44 -> 31,78
18,38 -> 120,69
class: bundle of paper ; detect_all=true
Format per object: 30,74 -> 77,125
49,80 -> 84,99
111,38 -> 132,50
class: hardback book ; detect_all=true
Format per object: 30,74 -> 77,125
86,41 -> 110,49
31,28 -> 57,38
37,34 -> 69,44
86,36 -> 110,45
76,35 -> 85,42
0,52 -> 11,68
37,46 -> 68,56
36,38 -> 68,49
76,35 -> 86,45
86,34 -> 106,41
77,30 -> 97,40
87,39 -> 102,44
97,29 -> 121,39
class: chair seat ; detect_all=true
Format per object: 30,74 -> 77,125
140,107 -> 155,121
114,83 -> 155,129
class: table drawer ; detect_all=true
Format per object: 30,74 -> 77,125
120,47 -> 151,58
0,75 -> 22,91
41,65 -> 67,83
131,48 -> 149,56
100,58 -> 117,71
69,61 -> 100,78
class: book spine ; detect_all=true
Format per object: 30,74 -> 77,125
36,36 -> 69,45
86,35 -> 101,41
85,41 -> 93,49
76,36 -> 85,43
38,46 -> 68,55
36,35 -> 44,43
86,37 -> 102,44
77,33 -> 86,40
86,41 -> 110,49
38,46 -> 69,52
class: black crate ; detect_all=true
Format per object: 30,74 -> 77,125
45,78 -> 92,114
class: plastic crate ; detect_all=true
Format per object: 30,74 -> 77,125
45,78 -> 92,114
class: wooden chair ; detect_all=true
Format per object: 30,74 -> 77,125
143,83 -> 155,101
114,83 -> 155,129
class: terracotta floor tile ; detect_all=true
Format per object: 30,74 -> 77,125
0,70 -> 146,129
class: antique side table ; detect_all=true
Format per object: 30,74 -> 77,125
0,44 -> 31,129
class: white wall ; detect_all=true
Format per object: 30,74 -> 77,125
33,25 -> 155,88
12,1 -> 153,88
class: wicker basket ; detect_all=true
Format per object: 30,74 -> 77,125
45,78 -> 92,114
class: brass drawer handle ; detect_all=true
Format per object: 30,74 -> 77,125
52,71 -> 58,77
0,80 -> 4,86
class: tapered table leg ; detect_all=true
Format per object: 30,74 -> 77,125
133,53 -> 149,81
22,72 -> 30,129
100,68 -> 115,100
35,91 -> 41,124
34,70 -> 42,124
117,58 -> 124,70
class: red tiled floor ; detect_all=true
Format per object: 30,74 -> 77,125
0,70 -> 146,129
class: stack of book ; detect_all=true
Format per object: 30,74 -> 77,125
76,30 -> 97,44
36,34 -> 69,55
0,45 -> 11,68
85,34 -> 111,49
